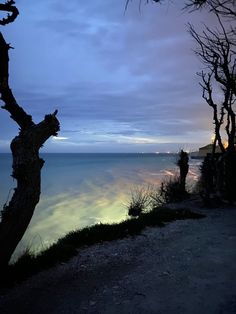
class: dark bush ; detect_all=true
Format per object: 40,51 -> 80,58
158,177 -> 190,204
198,152 -> 236,205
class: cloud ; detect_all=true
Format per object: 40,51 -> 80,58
52,136 -> 69,141
3,0 -> 217,152
0,140 -> 11,148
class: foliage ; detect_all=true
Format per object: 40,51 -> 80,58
198,152 -> 236,205
157,177 -> 190,204
1,207 -> 205,288
197,154 -> 217,206
177,150 -> 189,190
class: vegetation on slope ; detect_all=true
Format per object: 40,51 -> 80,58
1,206 -> 205,288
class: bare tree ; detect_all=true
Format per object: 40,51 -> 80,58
0,1 -> 60,268
187,4 -> 236,201
189,12 -> 235,154
128,0 -> 236,154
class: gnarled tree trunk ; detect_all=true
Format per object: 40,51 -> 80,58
0,2 -> 60,268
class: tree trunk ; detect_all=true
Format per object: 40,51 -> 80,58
0,28 -> 60,268
228,110 -> 236,153
212,105 -> 225,154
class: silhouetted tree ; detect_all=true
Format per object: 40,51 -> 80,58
177,150 -> 189,192
128,0 -> 236,202
188,3 -> 236,201
189,15 -> 235,154
0,1 -> 60,268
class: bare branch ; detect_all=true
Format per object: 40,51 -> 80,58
0,32 -> 34,129
0,0 -> 19,26
124,0 -> 162,12
185,0 -> 236,19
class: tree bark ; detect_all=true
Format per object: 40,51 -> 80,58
0,30 -> 60,267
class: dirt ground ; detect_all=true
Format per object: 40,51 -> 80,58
0,202 -> 236,314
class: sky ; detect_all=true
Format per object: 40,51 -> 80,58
0,0 -> 217,153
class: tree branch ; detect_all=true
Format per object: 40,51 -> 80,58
0,32 -> 34,129
0,0 -> 19,26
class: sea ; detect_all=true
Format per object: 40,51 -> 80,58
0,153 -> 201,260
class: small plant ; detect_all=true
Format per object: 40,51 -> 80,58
152,149 -> 190,205
155,176 -> 190,205
126,186 -> 151,217
149,185 -> 164,208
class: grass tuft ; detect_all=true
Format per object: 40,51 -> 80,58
126,186 -> 152,217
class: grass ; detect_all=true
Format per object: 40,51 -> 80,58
127,186 -> 152,217
1,206 -> 205,289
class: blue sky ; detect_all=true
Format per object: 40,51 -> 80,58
0,0 -> 216,153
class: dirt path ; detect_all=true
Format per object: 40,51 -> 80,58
0,205 -> 236,314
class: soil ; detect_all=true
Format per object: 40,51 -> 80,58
0,200 -> 236,314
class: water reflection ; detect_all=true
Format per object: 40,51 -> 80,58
0,154 -> 200,261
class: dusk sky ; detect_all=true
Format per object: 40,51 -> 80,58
0,0 -> 216,153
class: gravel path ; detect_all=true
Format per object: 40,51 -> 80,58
0,204 -> 236,314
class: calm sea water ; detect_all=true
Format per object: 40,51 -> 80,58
0,153 -> 200,259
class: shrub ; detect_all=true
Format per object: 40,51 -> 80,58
154,177 -> 190,205
176,150 -> 189,191
126,186 -> 151,217
198,152 -> 236,206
